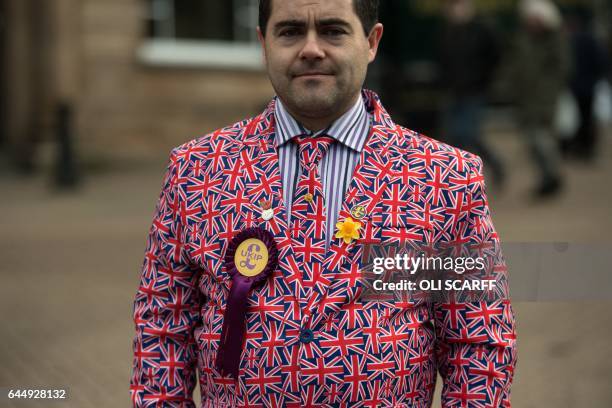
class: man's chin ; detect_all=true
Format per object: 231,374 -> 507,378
294,98 -> 337,117
290,87 -> 337,109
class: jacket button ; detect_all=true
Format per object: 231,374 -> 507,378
299,328 -> 314,343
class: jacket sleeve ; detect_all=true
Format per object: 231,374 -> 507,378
435,156 -> 518,407
130,149 -> 202,407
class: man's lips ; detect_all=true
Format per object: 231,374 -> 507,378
293,72 -> 333,78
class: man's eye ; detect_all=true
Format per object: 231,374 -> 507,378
279,29 -> 300,37
322,28 -> 346,37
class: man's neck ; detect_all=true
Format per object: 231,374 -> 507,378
284,93 -> 361,133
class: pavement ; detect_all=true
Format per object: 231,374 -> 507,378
1,124 -> 611,407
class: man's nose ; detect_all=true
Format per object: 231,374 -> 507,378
298,31 -> 325,60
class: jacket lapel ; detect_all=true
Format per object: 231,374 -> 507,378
303,91 -> 408,328
236,100 -> 306,304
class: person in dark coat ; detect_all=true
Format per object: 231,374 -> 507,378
564,7 -> 609,160
510,0 -> 569,197
438,0 -> 505,187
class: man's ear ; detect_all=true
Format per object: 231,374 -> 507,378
257,26 -> 267,63
367,23 -> 384,63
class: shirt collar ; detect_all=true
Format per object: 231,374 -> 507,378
274,92 -> 370,153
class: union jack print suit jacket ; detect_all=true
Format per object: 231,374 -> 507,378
130,90 -> 517,407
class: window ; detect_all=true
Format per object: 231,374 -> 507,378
138,0 -> 263,70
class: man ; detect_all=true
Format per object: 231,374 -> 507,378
565,6 -> 609,160
438,0 -> 505,188
130,0 -> 517,406
511,0 -> 569,197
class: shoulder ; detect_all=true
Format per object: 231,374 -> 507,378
176,117 -> 257,157
166,111 -> 269,175
398,126 -> 484,176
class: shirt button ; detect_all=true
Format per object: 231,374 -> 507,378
299,328 -> 314,343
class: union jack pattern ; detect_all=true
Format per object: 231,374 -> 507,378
130,90 -> 517,407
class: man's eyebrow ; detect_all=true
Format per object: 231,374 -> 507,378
273,18 -> 353,32
316,18 -> 352,28
273,19 -> 307,31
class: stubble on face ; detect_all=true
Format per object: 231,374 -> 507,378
284,64 -> 350,120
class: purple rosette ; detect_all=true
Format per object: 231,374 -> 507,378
215,227 -> 278,379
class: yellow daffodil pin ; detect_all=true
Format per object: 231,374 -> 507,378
335,217 -> 362,244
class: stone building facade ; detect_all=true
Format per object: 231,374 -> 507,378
1,0 -> 273,168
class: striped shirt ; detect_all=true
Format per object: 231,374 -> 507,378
274,94 -> 371,249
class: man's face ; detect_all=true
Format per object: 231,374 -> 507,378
258,0 -> 383,121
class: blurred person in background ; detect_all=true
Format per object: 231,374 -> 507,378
563,6 -> 609,161
437,0 -> 505,188
510,0 -> 569,197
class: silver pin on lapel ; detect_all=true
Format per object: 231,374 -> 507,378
259,198 -> 274,221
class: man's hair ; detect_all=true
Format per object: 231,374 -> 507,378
258,0 -> 379,37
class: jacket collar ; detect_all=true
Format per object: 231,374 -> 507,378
255,89 -> 397,148
273,93 -> 370,153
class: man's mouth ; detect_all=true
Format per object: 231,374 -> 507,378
294,72 -> 333,78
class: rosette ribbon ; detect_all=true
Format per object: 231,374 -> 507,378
215,227 -> 278,379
